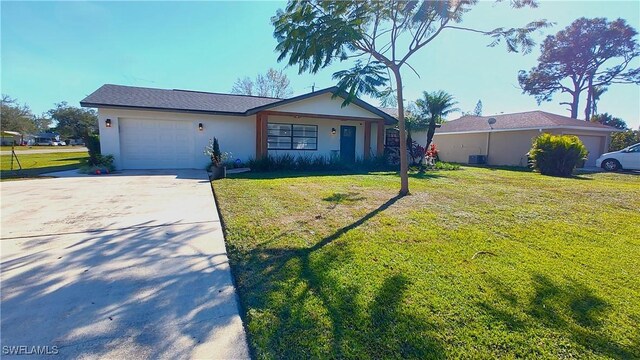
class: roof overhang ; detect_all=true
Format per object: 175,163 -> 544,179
246,86 -> 397,125
78,103 -> 248,117
436,125 -> 623,135
81,86 -> 398,125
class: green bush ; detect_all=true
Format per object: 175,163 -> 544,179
247,153 -> 394,172
79,154 -> 115,174
609,129 -> 640,151
433,161 -> 460,170
86,134 -> 101,165
529,134 -> 587,177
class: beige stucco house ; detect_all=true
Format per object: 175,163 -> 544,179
432,111 -> 620,167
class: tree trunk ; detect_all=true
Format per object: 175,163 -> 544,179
393,68 -> 409,196
425,116 -> 437,152
569,92 -> 580,119
584,76 -> 594,121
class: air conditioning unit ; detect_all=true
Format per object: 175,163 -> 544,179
468,155 -> 487,164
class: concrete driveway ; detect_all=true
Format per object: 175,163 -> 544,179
0,170 -> 249,359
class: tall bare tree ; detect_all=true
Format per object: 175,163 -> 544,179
231,68 -> 293,98
273,0 -> 549,195
519,18 -> 640,120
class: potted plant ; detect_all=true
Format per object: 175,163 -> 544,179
204,138 -> 231,179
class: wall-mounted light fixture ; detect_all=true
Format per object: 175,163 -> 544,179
198,123 -> 204,131
105,119 -> 112,128
331,127 -> 337,135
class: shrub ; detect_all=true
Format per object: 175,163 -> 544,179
609,129 -> 640,151
79,154 -> 115,174
408,140 -> 425,165
433,161 -> 460,170
529,134 -> 587,177
86,134 -> 101,165
247,153 -> 395,172
204,138 -> 233,170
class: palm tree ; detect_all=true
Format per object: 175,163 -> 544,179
414,90 -> 460,149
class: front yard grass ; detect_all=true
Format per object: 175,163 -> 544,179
213,167 -> 640,359
0,151 -> 88,179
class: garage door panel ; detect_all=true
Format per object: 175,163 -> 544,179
567,134 -> 603,167
120,118 -> 195,169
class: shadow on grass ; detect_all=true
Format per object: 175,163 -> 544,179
610,170 -> 640,176
226,194 -> 446,358
479,274 -> 636,358
226,169 -> 396,180
463,164 -> 533,173
464,164 -> 600,180
322,192 -> 366,205
0,163 -> 85,179
53,157 -> 88,162
226,169 -> 449,181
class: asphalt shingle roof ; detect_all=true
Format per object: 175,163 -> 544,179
438,111 -> 616,133
80,84 -> 399,124
80,84 -> 282,114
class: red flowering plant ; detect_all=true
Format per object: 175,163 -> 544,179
408,141 -> 425,166
425,143 -> 439,166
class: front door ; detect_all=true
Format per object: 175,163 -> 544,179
340,125 -> 356,163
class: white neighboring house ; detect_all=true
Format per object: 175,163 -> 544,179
80,84 -> 398,170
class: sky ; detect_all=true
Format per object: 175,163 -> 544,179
1,1 -> 639,128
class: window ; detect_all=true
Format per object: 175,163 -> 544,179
385,128 -> 400,147
268,123 -> 318,150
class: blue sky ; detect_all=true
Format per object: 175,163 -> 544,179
2,1 -> 639,128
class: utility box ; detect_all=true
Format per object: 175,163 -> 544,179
468,155 -> 487,164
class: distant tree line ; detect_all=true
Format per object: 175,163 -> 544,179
1,94 -> 98,142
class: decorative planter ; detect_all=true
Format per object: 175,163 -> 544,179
210,165 -> 226,180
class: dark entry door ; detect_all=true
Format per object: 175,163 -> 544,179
340,125 -> 356,163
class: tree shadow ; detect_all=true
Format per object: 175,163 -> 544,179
464,164 -> 533,173
227,170 -> 395,180
1,221 -> 244,358
407,171 -> 446,179
226,194 -> 445,358
53,157 -> 88,162
226,169 -> 449,181
480,274 -> 636,358
1,164 -> 84,179
322,192 -> 366,205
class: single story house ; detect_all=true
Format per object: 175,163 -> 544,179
80,84 -> 398,170
34,133 -> 61,145
432,111 -> 620,167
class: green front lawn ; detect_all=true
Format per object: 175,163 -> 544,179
213,167 -> 640,359
0,151 -> 88,179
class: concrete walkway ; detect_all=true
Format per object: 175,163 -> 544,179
0,147 -> 88,155
0,170 -> 249,359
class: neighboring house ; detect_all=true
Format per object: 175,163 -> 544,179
35,132 -> 61,145
1,135 -> 19,146
80,84 -> 397,170
432,111 -> 621,167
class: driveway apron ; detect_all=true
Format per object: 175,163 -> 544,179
0,170 -> 250,359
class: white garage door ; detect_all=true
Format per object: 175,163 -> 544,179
120,118 -> 194,169
569,135 -> 603,167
